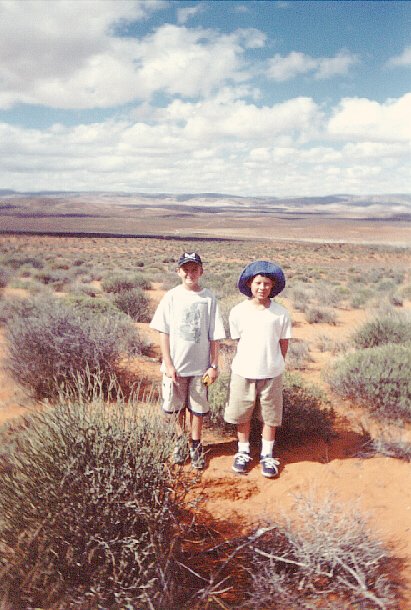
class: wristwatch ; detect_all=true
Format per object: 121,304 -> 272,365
210,364 -> 218,369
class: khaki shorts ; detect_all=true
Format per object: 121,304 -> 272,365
162,374 -> 209,416
224,373 -> 283,427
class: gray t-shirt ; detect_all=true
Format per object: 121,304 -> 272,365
150,285 -> 226,376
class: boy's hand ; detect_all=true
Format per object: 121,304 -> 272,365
165,364 -> 177,382
203,367 -> 218,386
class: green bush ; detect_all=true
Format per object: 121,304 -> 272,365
113,288 -> 152,322
4,297 -> 141,400
102,273 -> 150,293
0,399 -> 198,609
351,312 -> 411,348
325,343 -> 411,421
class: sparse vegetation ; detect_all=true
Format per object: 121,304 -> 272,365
350,310 -> 411,348
325,342 -> 411,422
4,296 -> 142,400
242,492 -> 397,609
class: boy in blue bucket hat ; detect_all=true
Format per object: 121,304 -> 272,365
224,260 -> 292,478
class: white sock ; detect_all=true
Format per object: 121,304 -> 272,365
261,439 -> 275,457
238,442 -> 250,454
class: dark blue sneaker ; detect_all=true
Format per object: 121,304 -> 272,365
232,452 -> 252,474
260,455 -> 280,478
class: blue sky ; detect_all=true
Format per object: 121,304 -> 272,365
0,0 -> 410,196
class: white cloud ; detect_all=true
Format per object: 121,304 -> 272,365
0,0 -> 264,109
2,92 -> 410,196
328,93 -> 411,142
267,50 -> 358,81
386,46 -> 411,67
176,3 -> 204,25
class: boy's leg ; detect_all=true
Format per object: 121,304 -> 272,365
258,376 -> 283,478
188,377 -> 209,469
162,374 -> 190,464
225,374 -> 257,474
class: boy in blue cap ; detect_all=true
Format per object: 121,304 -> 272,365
150,252 -> 225,469
224,261 -> 291,478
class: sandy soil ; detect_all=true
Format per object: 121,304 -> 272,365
1,273 -> 410,607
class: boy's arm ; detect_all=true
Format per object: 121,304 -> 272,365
207,340 -> 220,384
159,332 -> 177,382
280,338 -> 289,360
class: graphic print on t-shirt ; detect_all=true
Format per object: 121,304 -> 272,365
178,303 -> 201,343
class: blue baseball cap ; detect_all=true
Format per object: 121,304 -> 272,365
177,252 -> 203,267
237,260 -> 286,298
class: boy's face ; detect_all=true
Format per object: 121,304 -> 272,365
177,262 -> 203,290
248,274 -> 274,302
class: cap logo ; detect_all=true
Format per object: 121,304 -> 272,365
184,252 -> 196,259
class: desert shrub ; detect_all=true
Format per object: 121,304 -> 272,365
305,306 -> 337,325
208,372 -> 335,446
289,284 -> 312,311
316,333 -> 347,355
207,373 -> 233,433
0,399 -> 200,609
101,273 -> 150,293
0,268 -> 9,289
34,268 -> 73,292
350,289 -> 374,308
278,373 -> 335,446
3,255 -> 43,270
389,293 -> 403,307
287,339 -> 313,370
4,297 -> 141,400
325,343 -> 411,421
359,433 -> 411,462
64,294 -> 121,317
243,492 -> 397,609
113,288 -> 152,322
312,283 -> 343,307
350,312 -> 411,348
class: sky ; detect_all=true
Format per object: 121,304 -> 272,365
0,0 -> 410,197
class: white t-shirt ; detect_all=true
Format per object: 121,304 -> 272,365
150,284 -> 226,376
229,299 -> 292,379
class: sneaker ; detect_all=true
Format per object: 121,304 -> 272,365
172,435 -> 189,465
232,452 -> 252,474
260,455 -> 280,478
190,444 -> 206,470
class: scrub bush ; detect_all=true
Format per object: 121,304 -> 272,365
242,493 -> 397,609
102,273 -> 150,293
4,297 -> 141,400
305,306 -> 337,325
287,339 -> 313,370
0,399 -> 199,609
113,288 -> 152,322
350,312 -> 411,348
0,268 -> 9,289
325,343 -> 411,422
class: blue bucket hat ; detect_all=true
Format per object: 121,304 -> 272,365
237,260 -> 286,298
